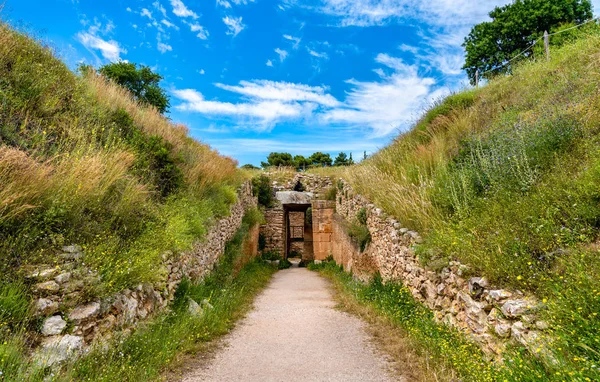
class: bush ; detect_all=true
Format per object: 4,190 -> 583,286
252,174 -> 273,207
324,186 -> 337,201
356,207 -> 367,225
261,250 -> 281,261
348,222 -> 371,252
278,259 -> 292,269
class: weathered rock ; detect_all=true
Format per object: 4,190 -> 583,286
35,281 -> 60,294
511,321 -> 528,345
501,299 -> 536,318
69,302 -> 100,323
488,289 -> 513,302
54,272 -> 72,284
201,299 -> 214,310
35,298 -> 59,315
42,315 -> 67,336
35,335 -> 83,367
187,298 -> 203,316
535,320 -> 549,330
494,321 -> 512,338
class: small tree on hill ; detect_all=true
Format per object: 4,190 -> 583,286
99,62 -> 171,114
463,0 -> 593,84
261,152 -> 295,168
334,152 -> 349,166
309,152 -> 332,167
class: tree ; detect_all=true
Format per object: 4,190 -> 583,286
309,152 -> 332,167
334,152 -> 349,166
261,152 -> 294,168
241,164 -> 260,170
363,151 -> 368,161
463,0 -> 592,84
99,62 -> 171,114
293,155 -> 311,170
349,153 -> 354,165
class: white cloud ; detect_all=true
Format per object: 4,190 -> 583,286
216,0 -> 232,8
173,80 -> 341,130
126,7 -> 132,12
398,43 -> 418,54
308,49 -> 328,59
173,88 -> 308,130
188,22 -> 209,39
274,48 -> 288,62
153,1 -> 168,17
266,59 -> 274,67
215,80 -> 340,107
170,0 -> 199,19
157,42 -> 173,53
77,32 -> 126,62
141,8 -> 153,19
283,34 -> 301,49
217,0 -> 254,6
222,16 -> 245,36
161,19 -> 179,29
315,0 -> 511,28
199,69 -> 206,74
321,54 -> 442,137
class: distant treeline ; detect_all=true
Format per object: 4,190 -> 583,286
242,151 -> 368,170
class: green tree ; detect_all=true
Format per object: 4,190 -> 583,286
463,0 -> 592,84
293,155 -> 311,170
99,62 -> 171,114
260,152 -> 294,168
241,164 -> 260,170
349,153 -> 354,165
309,152 -> 333,167
334,152 -> 349,166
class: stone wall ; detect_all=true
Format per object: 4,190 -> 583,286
332,179 -> 550,360
28,181 -> 258,366
272,173 -> 333,198
312,201 -> 335,261
261,205 -> 285,255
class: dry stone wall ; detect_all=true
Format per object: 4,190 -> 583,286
334,179 -> 551,360
27,182 -> 258,366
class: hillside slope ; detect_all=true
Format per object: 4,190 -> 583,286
0,22 -> 249,377
344,31 -> 600,379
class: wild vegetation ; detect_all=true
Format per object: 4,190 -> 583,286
346,28 -> 600,380
2,210 -> 274,381
0,22 -> 248,377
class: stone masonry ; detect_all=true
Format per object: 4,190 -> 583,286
332,179 -> 551,360
27,181 -> 258,366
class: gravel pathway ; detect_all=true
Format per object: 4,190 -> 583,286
179,265 -> 394,382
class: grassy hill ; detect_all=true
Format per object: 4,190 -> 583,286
343,30 -> 600,380
0,22 -> 250,377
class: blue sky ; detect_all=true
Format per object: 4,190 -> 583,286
4,0 -> 599,166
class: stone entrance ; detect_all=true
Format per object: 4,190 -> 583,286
260,190 -> 334,262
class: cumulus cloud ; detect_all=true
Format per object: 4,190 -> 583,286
308,49 -> 328,59
266,59 -> 274,67
173,55 -> 447,137
274,48 -> 288,62
77,32 -> 126,62
283,34 -> 301,49
170,0 -> 199,19
222,16 -> 245,36
157,42 -> 173,53
321,54 -> 443,137
187,22 -> 209,39
173,80 -> 340,130
314,0 -> 511,28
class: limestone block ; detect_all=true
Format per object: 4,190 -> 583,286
501,299 -> 537,318
35,298 -> 59,316
69,301 -> 100,324
42,315 -> 67,336
35,281 -> 60,294
35,335 -> 83,367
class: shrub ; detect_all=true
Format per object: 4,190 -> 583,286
348,222 -> 371,252
356,207 -> 367,225
252,174 -> 273,207
324,186 -> 337,201
261,251 -> 281,261
278,259 -> 292,269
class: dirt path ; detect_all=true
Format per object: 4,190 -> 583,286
178,265 -> 395,382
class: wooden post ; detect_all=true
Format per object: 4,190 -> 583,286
475,69 -> 479,88
544,30 -> 550,61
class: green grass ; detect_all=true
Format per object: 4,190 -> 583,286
308,260 -> 598,382
0,212 -> 276,382
345,30 -> 600,380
